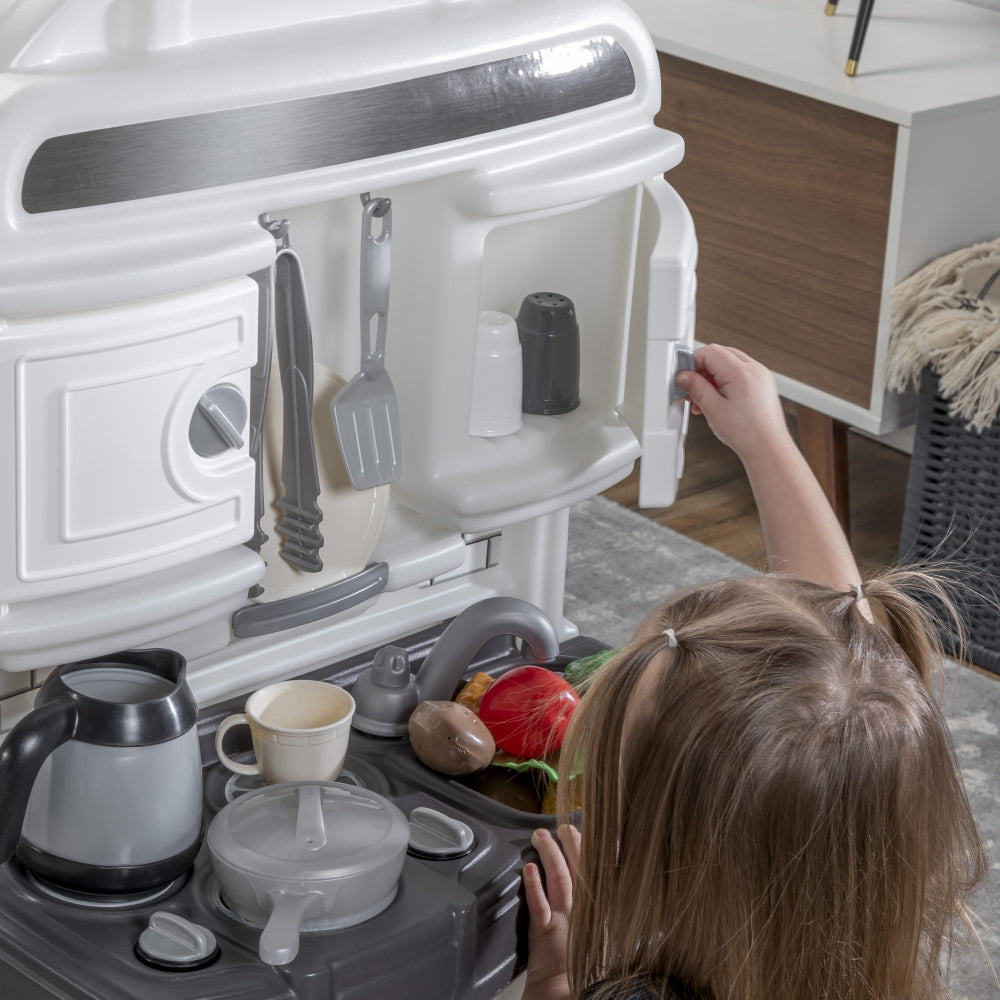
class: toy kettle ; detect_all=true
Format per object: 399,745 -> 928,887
0,649 -> 203,893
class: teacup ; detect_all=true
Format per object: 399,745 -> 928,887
215,680 -> 355,784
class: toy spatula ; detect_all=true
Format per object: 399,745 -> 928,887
330,195 -> 401,490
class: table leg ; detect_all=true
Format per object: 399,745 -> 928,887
794,404 -> 851,537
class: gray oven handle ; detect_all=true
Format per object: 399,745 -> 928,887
231,562 -> 389,638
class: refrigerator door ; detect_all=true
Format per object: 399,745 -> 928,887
623,176 -> 698,508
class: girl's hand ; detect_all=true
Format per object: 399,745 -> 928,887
521,825 -> 580,1000
675,343 -> 790,465
677,344 -> 866,593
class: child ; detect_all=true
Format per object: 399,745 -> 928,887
521,345 -> 988,1000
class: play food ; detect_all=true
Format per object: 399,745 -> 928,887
562,647 -> 620,689
477,665 -> 579,759
454,671 -> 495,712
408,700 -> 496,776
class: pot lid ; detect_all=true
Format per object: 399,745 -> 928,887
207,781 -> 409,880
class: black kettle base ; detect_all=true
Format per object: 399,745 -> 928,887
17,860 -> 187,910
14,839 -> 199,901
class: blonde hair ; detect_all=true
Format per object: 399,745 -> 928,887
557,569 -> 988,1000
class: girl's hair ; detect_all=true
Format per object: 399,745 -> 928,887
557,568 -> 988,1000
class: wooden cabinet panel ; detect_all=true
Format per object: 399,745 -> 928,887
655,54 -> 897,409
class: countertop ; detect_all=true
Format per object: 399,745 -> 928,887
624,0 -> 1000,125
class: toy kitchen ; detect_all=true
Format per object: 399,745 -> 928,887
0,0 -> 696,996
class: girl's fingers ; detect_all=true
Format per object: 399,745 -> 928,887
558,824 -> 582,876
531,828 -> 574,912
522,861 -> 552,927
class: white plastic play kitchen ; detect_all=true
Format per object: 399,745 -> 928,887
0,0 -> 696,996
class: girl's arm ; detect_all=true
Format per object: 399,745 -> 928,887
676,344 -> 864,594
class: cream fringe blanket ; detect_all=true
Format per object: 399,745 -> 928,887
885,236 -> 1000,432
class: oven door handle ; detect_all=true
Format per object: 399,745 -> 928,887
232,562 -> 389,638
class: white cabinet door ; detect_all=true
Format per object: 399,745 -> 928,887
622,176 -> 698,508
3,278 -> 257,603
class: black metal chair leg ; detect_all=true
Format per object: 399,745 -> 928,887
846,0 -> 876,75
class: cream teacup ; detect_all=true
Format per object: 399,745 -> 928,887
215,680 -> 355,784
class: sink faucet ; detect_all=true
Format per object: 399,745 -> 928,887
415,596 -> 561,703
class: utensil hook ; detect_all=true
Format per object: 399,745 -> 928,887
260,213 -> 291,251
359,194 -> 392,377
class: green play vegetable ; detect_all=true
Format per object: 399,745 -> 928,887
563,647 -> 620,690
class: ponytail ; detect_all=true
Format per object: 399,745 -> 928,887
857,565 -> 969,687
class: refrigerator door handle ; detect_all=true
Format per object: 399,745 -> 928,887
624,176 -> 698,509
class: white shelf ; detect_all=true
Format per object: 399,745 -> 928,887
626,0 -> 1000,125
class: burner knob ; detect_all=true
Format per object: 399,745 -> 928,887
407,806 -> 475,860
135,910 -> 220,971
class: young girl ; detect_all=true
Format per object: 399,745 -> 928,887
521,345 -> 988,1000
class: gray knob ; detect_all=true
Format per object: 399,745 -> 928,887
136,910 -> 219,970
407,807 -> 475,859
190,384 -> 247,457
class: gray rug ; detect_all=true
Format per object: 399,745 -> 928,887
565,496 -> 1000,999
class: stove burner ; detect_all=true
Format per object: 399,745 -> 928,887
223,770 -> 266,801
19,863 -> 186,910
203,752 -> 391,813
222,763 -> 368,803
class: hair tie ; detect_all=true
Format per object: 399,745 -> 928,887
662,628 -> 678,648
852,583 -> 864,601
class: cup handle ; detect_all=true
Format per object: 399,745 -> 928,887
214,714 -> 261,776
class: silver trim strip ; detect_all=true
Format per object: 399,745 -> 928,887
22,38 -> 635,213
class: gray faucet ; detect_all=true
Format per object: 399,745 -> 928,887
415,596 -> 561,703
350,596 -> 561,736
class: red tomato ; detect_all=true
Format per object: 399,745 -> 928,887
477,665 -> 580,759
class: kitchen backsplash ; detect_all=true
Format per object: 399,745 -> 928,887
0,670 -> 50,738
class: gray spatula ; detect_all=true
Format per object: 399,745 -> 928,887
331,195 -> 401,490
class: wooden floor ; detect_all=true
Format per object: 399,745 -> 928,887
603,409 -> 911,574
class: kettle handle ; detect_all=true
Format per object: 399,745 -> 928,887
0,699 -> 78,864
